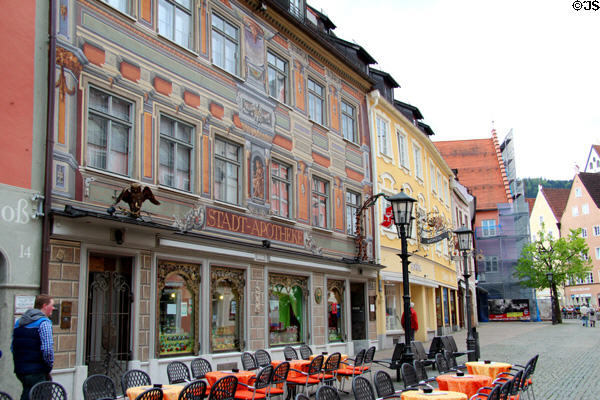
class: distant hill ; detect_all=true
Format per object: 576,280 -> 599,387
522,178 -> 572,198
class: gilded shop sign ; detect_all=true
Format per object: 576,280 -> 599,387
206,207 -> 304,246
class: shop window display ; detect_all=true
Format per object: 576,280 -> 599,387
157,261 -> 200,357
327,280 -> 345,342
211,267 -> 245,353
268,274 -> 308,346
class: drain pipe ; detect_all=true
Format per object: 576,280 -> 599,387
41,0 -> 57,294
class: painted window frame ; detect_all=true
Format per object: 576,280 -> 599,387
396,129 -> 409,169
594,225 -> 600,236
270,158 -> 292,219
341,99 -> 357,144
86,85 -> 134,177
481,219 -> 496,237
211,12 -> 240,76
267,49 -> 289,104
307,77 -> 326,125
582,203 -> 590,215
413,143 -> 423,180
158,0 -> 193,49
581,227 -> 588,238
158,114 -> 195,192
376,115 -> 391,158
102,0 -> 134,16
311,175 -> 330,229
214,136 -> 242,205
345,189 -> 361,236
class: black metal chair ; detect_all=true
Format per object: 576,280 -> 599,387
284,346 -> 299,361
286,354 -> 323,395
373,342 -> 405,382
412,360 -> 436,384
242,352 -> 259,371
133,388 -> 163,400
168,360 -> 192,384
237,365 -> 273,400
352,376 -> 376,400
294,394 -> 309,400
299,345 -> 312,361
179,380 -> 207,400
82,374 -> 117,400
444,350 -> 466,371
496,378 -> 513,400
121,369 -> 152,395
337,348 -> 365,392
315,386 -> 339,400
209,376 -> 238,400
320,352 -> 341,387
255,349 -> 272,368
258,361 -> 289,399
469,384 -> 501,400
427,336 -> 445,359
192,358 -> 213,380
494,368 -> 523,399
0,392 -> 12,400
435,352 -> 452,374
400,363 -> 420,389
447,335 -> 475,358
511,354 -> 538,400
360,347 -> 376,381
373,370 -> 406,399
410,341 -> 436,369
28,382 -> 67,400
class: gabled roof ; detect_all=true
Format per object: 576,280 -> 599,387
434,137 -> 512,210
584,145 -> 600,172
417,121 -> 434,136
540,187 -> 570,221
393,100 -> 423,120
369,67 -> 400,88
579,172 -> 600,209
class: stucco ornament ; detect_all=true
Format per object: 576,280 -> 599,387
254,285 -> 263,314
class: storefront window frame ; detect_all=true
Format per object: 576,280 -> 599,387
210,267 -> 245,353
326,279 -> 345,343
156,260 -> 201,358
268,273 -> 308,347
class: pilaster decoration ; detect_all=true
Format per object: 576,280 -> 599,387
269,273 -> 308,296
156,261 -> 201,355
211,267 -> 245,351
304,233 -> 322,256
55,47 -> 82,101
253,285 -> 263,314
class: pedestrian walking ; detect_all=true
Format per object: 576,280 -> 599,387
12,294 -> 55,400
401,302 -> 419,342
590,307 -> 596,327
580,303 -> 590,327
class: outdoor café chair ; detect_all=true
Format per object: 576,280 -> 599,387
255,349 -> 272,368
411,341 -> 436,369
121,370 -> 151,396
178,380 -> 207,400
192,358 -> 213,380
82,374 -> 117,400
413,360 -> 436,384
400,363 -> 431,390
287,354 -> 323,395
242,352 -> 260,371
29,382 -> 67,400
168,360 -> 192,384
337,349 -> 365,392
446,336 -> 474,358
315,385 -> 340,400
360,346 -> 376,381
209,376 -> 238,400
494,368 -> 523,400
373,342 -> 405,382
294,394 -> 309,400
284,346 -> 299,361
235,365 -> 273,400
427,336 -> 445,359
352,376 -> 377,400
257,361 -> 289,400
0,392 -> 12,400
319,353 -> 341,387
435,353 -> 452,374
133,388 -> 162,400
373,370 -> 409,399
469,384 -> 501,400
299,345 -> 313,361
444,350 -> 466,371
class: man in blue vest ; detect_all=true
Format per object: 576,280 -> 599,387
12,294 -> 55,400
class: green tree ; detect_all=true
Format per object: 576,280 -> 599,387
515,225 -> 591,324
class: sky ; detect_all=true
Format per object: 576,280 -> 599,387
317,0 -> 600,180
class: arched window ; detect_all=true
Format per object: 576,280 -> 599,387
211,267 -> 245,353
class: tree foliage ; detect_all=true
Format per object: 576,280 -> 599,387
522,178 -> 571,198
515,226 -> 591,289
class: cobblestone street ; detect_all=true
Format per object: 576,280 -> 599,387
361,318 -> 600,400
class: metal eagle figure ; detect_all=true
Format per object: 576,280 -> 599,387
112,183 -> 160,217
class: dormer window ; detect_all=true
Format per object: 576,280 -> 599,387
290,0 -> 303,19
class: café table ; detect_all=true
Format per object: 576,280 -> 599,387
271,359 -> 311,379
205,370 -> 257,390
126,384 -> 184,400
400,389 -> 468,400
465,361 -> 512,380
436,373 -> 493,399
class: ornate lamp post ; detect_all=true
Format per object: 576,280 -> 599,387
454,225 -> 478,361
546,271 -> 557,325
387,189 -> 417,362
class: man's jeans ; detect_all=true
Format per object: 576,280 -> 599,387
17,373 -> 48,400
582,315 -> 589,327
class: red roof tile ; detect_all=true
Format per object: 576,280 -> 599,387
525,198 -> 535,214
434,139 -> 511,210
540,187 -> 570,221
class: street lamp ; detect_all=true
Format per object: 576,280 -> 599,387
454,225 -> 478,361
546,271 -> 557,325
387,189 -> 417,363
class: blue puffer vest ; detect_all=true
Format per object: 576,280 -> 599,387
12,317 -> 51,375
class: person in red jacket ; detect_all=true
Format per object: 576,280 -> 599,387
401,302 -> 419,342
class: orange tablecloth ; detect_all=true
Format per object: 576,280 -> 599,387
126,385 -> 183,400
271,360 -> 311,379
401,390 -> 468,400
465,362 -> 512,380
436,374 -> 493,398
205,371 -> 256,390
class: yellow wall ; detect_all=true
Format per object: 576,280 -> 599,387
530,189 -> 560,240
368,91 -> 458,342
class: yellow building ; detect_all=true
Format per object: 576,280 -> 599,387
367,70 -> 458,347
